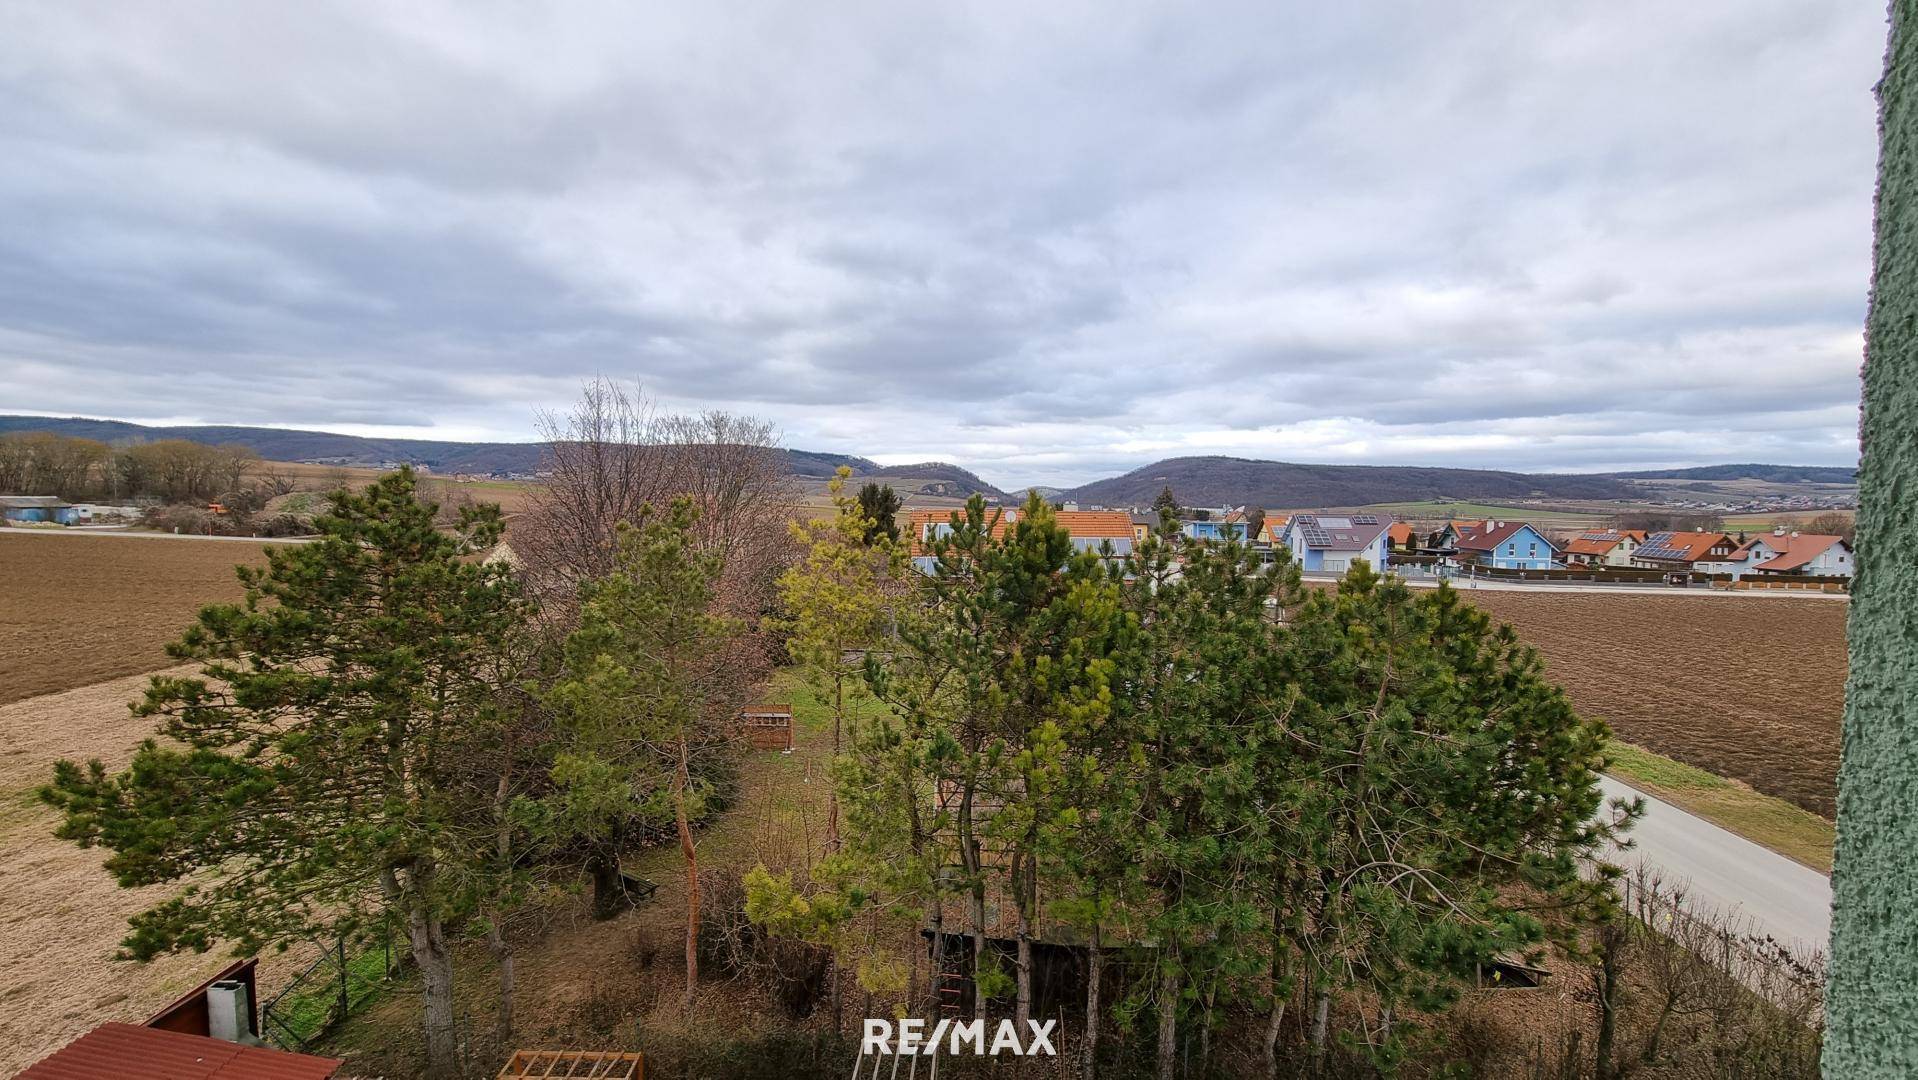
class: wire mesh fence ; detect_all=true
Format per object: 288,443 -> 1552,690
261,932 -> 398,1052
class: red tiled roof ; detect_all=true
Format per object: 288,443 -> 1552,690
1751,533 -> 1845,573
1562,530 -> 1643,557
905,507 -> 1135,554
1457,521 -> 1553,552
18,1024 -> 341,1080
1051,510 -> 1136,539
1386,522 -> 1416,546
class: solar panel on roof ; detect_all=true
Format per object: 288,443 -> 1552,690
1351,514 -> 1378,525
1319,516 -> 1352,528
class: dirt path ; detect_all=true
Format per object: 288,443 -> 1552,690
0,666 -> 243,1074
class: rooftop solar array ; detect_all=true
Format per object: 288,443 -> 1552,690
1318,516 -> 1353,528
1350,514 -> 1379,525
1634,532 -> 1692,561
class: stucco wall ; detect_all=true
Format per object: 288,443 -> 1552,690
1826,2 -> 1918,1073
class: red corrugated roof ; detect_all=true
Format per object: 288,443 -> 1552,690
17,1023 -> 341,1080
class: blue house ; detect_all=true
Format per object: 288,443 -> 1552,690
1181,519 -> 1248,543
1279,514 -> 1394,572
1455,521 -> 1558,570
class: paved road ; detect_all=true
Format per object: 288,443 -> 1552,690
1598,775 -> 1831,956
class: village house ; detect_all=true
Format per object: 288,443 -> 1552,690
1129,511 -> 1157,545
1628,531 -> 1738,572
1181,517 -> 1249,543
905,506 -> 1135,573
1279,514 -> 1394,572
1715,527 -> 1854,578
1454,521 -> 1560,570
1256,512 -> 1290,547
1423,519 -> 1486,556
1384,521 -> 1417,554
1561,529 -> 1648,567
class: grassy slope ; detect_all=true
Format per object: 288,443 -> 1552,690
1606,741 -> 1835,873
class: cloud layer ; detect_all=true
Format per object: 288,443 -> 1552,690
0,2 -> 1881,487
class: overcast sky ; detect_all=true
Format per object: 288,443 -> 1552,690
0,3 -> 1884,488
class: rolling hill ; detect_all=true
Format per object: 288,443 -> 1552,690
0,415 -> 875,481
1,416 -> 1847,509
1060,455 -> 1639,509
0,415 -> 1006,495
1610,464 -> 1857,484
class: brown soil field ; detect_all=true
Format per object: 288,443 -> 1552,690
1462,590 -> 1845,818
0,667 -> 286,1074
0,532 -> 268,705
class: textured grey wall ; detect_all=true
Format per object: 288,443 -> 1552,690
1827,2 -> 1918,1074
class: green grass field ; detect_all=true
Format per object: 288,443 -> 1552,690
1352,501 -> 1602,523
1605,741 -> 1834,872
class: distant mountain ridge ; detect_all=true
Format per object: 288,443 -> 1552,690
1060,455 -> 1640,508
1608,463 -> 1857,484
0,415 -> 999,493
0,416 -> 1847,507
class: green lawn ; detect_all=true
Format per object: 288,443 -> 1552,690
1605,741 -> 1834,872
263,942 -> 394,1051
1357,501 -> 1599,522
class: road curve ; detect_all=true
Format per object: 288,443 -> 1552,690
1598,774 -> 1831,956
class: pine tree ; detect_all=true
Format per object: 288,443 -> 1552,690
42,469 -> 525,1079
1112,533 -> 1296,1080
1266,564 -> 1630,1068
546,497 -> 744,1010
1151,485 -> 1182,539
856,481 -> 902,544
775,468 -> 902,850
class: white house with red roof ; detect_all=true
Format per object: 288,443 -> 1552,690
1561,529 -> 1647,567
1716,528 -> 1853,578
1629,531 -> 1739,571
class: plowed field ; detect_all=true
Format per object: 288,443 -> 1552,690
1463,590 -> 1845,818
0,532 -> 268,704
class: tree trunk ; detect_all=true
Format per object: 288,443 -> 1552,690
1308,992 -> 1331,1073
959,782 -> 987,1022
490,770 -> 517,1050
1156,951 -> 1180,1080
1014,851 -> 1033,1032
488,919 -> 515,1050
927,899 -> 946,1013
675,737 -> 701,1012
969,860 -> 987,1023
827,670 -> 842,851
1264,941 -> 1289,1077
397,866 -> 459,1079
1083,922 -> 1103,1080
587,847 -> 628,920
1594,925 -> 1622,1080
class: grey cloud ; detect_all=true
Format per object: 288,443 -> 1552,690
0,0 -> 1879,489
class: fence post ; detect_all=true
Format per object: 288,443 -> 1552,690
338,938 -> 349,1023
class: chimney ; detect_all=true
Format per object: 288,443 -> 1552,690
206,980 -> 253,1044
